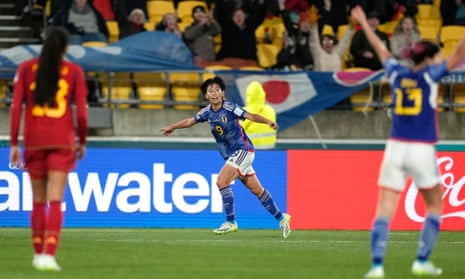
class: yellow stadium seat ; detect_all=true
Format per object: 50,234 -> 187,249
177,1 -> 208,27
337,24 -> 356,69
379,81 -> 392,110
416,4 -> 442,31
106,20 -> 119,42
344,68 -> 375,112
144,22 -> 155,31
0,80 -> 8,107
350,86 -> 374,112
101,73 -> 134,108
82,41 -> 107,47
452,83 -> 465,112
417,4 -> 433,19
239,66 -> 264,71
256,43 -> 279,68
133,72 -> 167,109
418,25 -> 439,42
337,24 -> 348,40
440,25 -> 465,50
169,72 -> 202,110
213,34 -> 221,53
147,1 -> 175,27
203,65 -> 232,80
437,83 -> 450,112
45,0 -> 51,17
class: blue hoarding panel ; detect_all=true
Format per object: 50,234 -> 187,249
0,148 -> 287,229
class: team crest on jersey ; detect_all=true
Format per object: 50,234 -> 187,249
221,114 -> 227,123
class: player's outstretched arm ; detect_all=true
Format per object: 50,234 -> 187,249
351,6 -> 391,64
447,34 -> 465,71
160,117 -> 197,136
244,112 -> 278,130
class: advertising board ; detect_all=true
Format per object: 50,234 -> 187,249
0,149 -> 287,229
288,150 -> 465,230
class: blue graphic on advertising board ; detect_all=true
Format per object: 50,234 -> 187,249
0,148 -> 287,229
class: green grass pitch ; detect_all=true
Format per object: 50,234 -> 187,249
0,228 -> 463,279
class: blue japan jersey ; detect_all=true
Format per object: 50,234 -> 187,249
384,58 -> 449,143
194,101 -> 255,159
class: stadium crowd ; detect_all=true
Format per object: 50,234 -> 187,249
11,0 -> 465,110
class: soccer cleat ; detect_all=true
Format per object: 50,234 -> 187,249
32,254 -> 42,269
279,213 -> 291,239
213,221 -> 238,235
411,260 -> 442,276
34,255 -> 61,272
365,265 -> 385,279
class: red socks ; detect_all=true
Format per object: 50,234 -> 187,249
31,202 -> 46,254
45,201 -> 63,256
31,201 -> 63,256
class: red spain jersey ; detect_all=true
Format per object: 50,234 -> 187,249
10,58 -> 88,149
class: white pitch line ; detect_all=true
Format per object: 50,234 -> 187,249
89,238 -> 465,245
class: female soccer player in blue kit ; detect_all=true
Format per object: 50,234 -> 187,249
351,6 -> 465,279
160,76 -> 291,238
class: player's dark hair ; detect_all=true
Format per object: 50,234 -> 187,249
402,40 -> 440,65
34,26 -> 69,106
201,76 -> 225,94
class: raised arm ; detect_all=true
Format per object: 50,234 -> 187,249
350,6 -> 391,64
160,117 -> 197,136
244,112 -> 278,130
446,34 -> 465,71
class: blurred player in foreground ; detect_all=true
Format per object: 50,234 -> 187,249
9,26 -> 88,271
160,76 -> 291,238
351,5 -> 465,279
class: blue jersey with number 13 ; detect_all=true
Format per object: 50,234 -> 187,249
385,58 -> 449,143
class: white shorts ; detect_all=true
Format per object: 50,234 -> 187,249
225,150 -> 255,176
378,140 -> 441,192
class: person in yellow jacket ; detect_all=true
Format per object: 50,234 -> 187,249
242,81 -> 277,149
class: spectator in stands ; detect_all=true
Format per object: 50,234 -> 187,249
123,0 -> 147,20
350,11 -> 389,70
33,0 -> 66,17
440,0 -> 458,26
400,0 -> 419,17
184,5 -> 222,66
117,8 -> 147,39
284,0 -> 310,13
455,0 -> 465,25
51,0 -> 108,45
314,0 -> 350,37
275,0 -> 314,70
352,0 -> 400,23
214,0 -> 267,68
390,15 -> 421,59
308,6 -> 355,72
155,13 -> 183,39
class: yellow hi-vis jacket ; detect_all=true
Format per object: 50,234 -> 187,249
242,81 -> 277,149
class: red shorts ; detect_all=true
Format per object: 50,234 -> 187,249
24,149 -> 76,179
